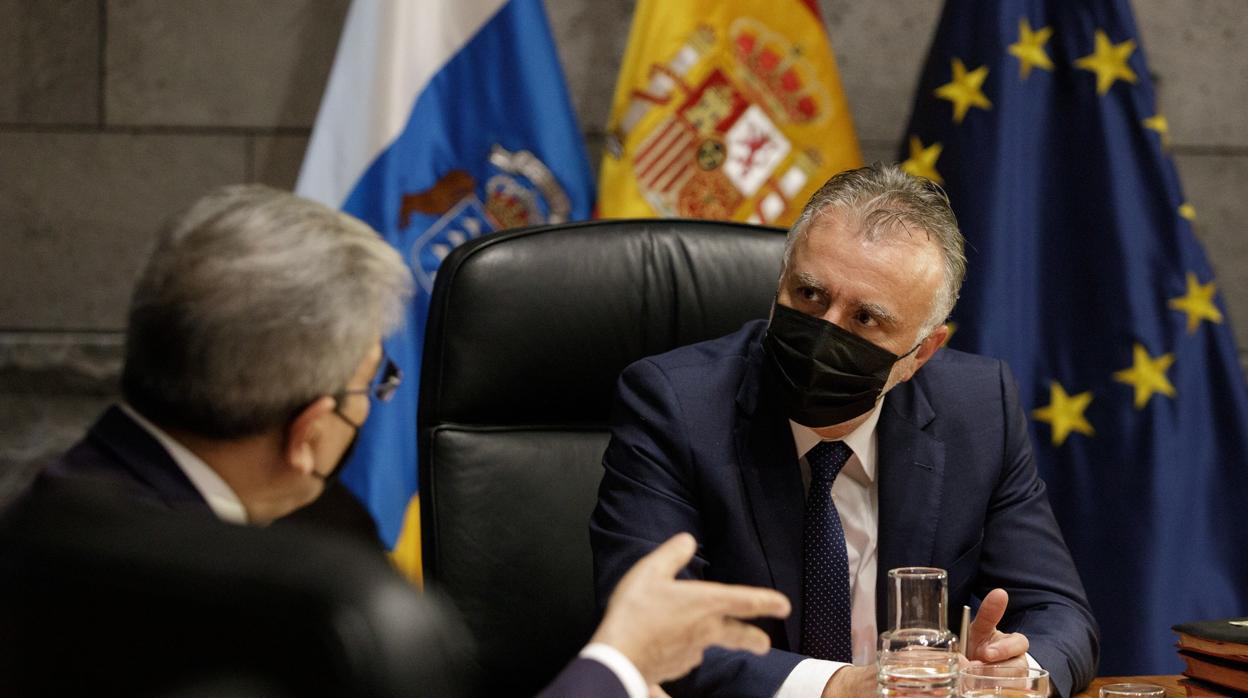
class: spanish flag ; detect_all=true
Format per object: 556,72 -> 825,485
598,0 -> 861,226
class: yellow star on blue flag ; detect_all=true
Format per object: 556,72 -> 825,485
1032,382 -> 1094,445
1008,19 -> 1054,79
1168,272 -> 1223,333
934,58 -> 992,123
1113,343 -> 1176,409
901,135 -> 944,183
1075,29 -> 1137,95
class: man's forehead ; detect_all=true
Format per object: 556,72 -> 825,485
809,207 -> 935,247
794,219 -> 938,270
790,222 -> 941,320
800,213 -> 943,272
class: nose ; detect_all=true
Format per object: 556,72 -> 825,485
818,305 -> 850,328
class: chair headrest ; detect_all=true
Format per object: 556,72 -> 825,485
421,218 -> 786,426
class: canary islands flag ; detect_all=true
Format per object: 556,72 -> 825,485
903,0 -> 1248,674
597,0 -> 861,226
297,0 -> 594,583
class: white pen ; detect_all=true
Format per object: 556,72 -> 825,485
959,604 -> 971,656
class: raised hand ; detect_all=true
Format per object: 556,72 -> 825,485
591,533 -> 791,684
965,588 -> 1030,666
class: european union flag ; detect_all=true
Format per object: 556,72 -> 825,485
902,0 -> 1248,674
298,0 -> 594,583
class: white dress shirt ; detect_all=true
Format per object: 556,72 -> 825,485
118,403 -> 249,525
773,402 -> 883,697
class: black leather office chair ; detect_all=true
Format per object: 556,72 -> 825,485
419,218 -> 787,696
0,479 -> 474,697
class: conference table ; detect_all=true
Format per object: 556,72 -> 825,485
1074,676 -> 1188,697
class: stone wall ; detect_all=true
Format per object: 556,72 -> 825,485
2,0 -> 1245,495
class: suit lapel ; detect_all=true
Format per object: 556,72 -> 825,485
735,342 -> 806,652
89,406 -> 210,511
874,379 -> 945,630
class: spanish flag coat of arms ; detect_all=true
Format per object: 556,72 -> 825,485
598,0 -> 862,226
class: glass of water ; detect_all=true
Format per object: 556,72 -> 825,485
1098,684 -> 1165,697
878,567 -> 958,697
878,628 -> 959,697
958,665 -> 1049,697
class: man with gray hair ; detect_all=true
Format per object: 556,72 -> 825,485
31,185 -> 798,698
42,184 -> 412,528
592,164 -> 1099,697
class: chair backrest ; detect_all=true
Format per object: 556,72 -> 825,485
0,479 -> 474,698
419,218 -> 787,695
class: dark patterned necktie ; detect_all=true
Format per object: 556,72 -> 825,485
800,439 -> 854,662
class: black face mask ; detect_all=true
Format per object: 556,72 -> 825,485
763,303 -> 920,428
315,413 -> 360,484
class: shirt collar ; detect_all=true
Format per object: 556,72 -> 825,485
118,403 -> 250,524
789,399 -> 883,483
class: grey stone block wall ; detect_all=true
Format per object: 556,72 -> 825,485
2,0 -> 1245,493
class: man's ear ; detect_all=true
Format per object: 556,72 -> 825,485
899,324 -> 949,383
915,324 -> 950,364
284,396 -> 336,474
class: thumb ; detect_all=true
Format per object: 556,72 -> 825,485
969,588 -> 1009,648
633,532 -> 697,580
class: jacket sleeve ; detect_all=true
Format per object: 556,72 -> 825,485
534,657 -> 630,698
978,361 -> 1100,697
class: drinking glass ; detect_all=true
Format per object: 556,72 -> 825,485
888,567 -> 949,631
877,628 -> 959,697
958,666 -> 1049,697
1098,684 -> 1165,697
878,567 -> 958,697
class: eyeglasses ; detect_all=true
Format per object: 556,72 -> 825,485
334,354 -> 403,405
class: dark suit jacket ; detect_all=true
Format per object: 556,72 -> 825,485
38,405 -> 384,548
591,320 -> 1099,698
40,405 -> 213,514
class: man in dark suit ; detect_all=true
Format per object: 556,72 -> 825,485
591,164 -> 1100,697
38,185 -> 411,537
33,184 -> 792,698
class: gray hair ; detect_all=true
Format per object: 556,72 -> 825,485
122,184 -> 413,439
782,163 -> 966,337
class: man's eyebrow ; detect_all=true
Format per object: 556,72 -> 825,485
857,301 -> 900,326
792,271 -> 826,291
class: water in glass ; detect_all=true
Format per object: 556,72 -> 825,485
877,646 -> 957,697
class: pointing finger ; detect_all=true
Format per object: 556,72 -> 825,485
969,588 -> 1009,650
709,618 -> 773,655
682,580 -> 791,619
634,532 -> 698,579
